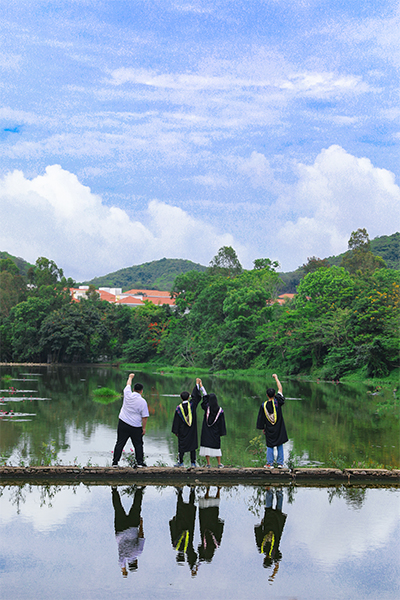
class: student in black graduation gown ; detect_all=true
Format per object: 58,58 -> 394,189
254,487 -> 287,580
172,378 -> 205,467
199,388 -> 227,468
169,487 -> 198,576
198,486 -> 225,562
256,373 -> 288,468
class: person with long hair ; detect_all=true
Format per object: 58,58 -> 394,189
199,382 -> 226,468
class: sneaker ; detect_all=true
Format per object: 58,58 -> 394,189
206,464 -> 211,468
112,464 -> 119,468
218,463 -> 224,468
174,462 -> 184,467
136,463 -> 146,468
264,464 -> 273,468
277,464 -> 284,469
191,462 -> 196,468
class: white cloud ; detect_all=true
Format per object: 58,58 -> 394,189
237,151 -> 277,189
0,165 -> 241,280
275,145 -> 400,268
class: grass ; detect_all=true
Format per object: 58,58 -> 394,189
92,387 -> 121,404
118,361 -> 399,385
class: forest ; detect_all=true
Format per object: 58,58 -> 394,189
0,229 -> 399,380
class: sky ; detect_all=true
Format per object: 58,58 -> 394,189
0,0 -> 399,282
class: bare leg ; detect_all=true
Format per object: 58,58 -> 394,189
206,455 -> 210,466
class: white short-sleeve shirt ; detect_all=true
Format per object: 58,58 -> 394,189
119,385 -> 149,427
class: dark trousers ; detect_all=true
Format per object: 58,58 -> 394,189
113,419 -> 144,465
178,449 -> 196,463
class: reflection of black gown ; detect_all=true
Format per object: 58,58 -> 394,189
172,385 -> 202,453
112,487 -> 145,572
254,501 -> 287,569
169,489 -> 198,571
198,496 -> 224,562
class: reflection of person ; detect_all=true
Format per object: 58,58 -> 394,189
199,388 -> 227,468
254,487 -> 287,580
172,379 -> 205,467
112,374 -> 149,467
112,486 -> 145,577
169,487 -> 198,576
198,487 -> 224,562
256,374 -> 288,468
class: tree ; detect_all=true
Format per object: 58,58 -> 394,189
341,228 -> 386,274
0,259 -> 26,317
302,256 -> 330,274
253,258 -> 279,271
33,257 -> 64,287
208,246 -> 242,277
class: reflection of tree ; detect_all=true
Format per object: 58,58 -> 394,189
1,366 -> 397,467
198,487 -> 224,563
254,488 -> 287,582
247,485 -> 296,517
327,485 -> 367,509
169,487 -> 198,576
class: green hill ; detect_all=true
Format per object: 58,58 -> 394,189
0,251 -> 34,278
278,231 -> 399,293
81,257 -> 207,291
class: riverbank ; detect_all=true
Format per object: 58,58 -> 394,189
1,466 -> 399,486
1,361 -> 399,385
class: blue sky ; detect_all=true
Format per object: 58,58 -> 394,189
0,0 -> 399,281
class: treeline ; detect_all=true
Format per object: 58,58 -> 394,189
0,230 -> 399,379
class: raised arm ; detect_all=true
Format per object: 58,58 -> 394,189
272,373 -> 283,395
126,373 -> 135,387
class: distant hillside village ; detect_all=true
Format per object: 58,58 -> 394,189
69,286 -> 176,307
69,286 -> 295,307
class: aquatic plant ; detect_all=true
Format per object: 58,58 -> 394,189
92,387 -> 121,404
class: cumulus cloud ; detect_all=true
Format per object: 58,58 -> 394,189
0,165 -> 240,281
275,145 -> 400,268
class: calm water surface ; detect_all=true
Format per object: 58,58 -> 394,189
0,365 -> 398,468
0,483 -> 399,599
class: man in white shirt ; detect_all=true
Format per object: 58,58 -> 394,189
112,373 -> 149,467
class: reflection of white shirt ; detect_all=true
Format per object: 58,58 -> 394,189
119,386 -> 149,427
116,527 -> 145,567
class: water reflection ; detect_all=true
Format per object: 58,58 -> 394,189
0,483 -> 399,599
198,486 -> 224,563
169,487 -> 198,576
254,487 -> 287,581
112,486 -> 145,576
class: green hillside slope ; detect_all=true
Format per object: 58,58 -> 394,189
81,257 -> 207,291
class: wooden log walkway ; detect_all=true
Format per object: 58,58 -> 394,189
0,466 -> 399,487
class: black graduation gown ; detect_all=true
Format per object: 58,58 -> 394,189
200,397 -> 227,449
254,507 -> 287,566
198,501 -> 224,562
171,385 -> 201,453
169,489 -> 197,569
256,393 -> 288,448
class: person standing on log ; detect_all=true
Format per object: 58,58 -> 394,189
112,373 -> 149,468
172,378 -> 205,467
199,387 -> 227,468
256,374 -> 288,468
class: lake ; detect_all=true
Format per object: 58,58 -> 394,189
0,482 -> 398,599
0,365 -> 398,468
0,366 -> 399,598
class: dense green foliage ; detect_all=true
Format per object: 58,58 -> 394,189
0,251 -> 34,278
1,232 -> 398,380
81,257 -> 207,291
